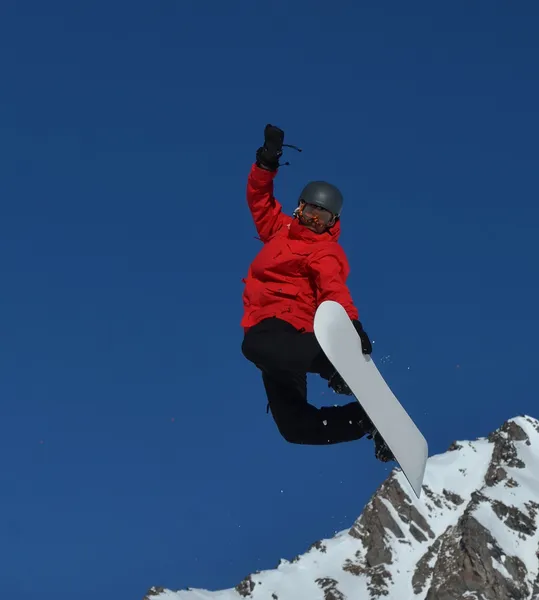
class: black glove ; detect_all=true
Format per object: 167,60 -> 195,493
256,124 -> 284,172
353,320 -> 373,355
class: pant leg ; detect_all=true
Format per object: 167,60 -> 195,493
262,368 -> 368,445
242,318 -> 369,445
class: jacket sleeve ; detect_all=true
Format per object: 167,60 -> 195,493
308,247 -> 359,321
246,163 -> 287,242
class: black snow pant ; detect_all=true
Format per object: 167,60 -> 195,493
241,317 -> 369,445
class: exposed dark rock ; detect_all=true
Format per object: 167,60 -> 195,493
504,554 -> 528,582
501,420 -> 530,442
308,540 -> 327,553
143,585 -> 194,598
485,421 -> 528,487
341,552 -> 363,577
409,523 -> 428,543
382,483 -> 434,540
342,559 -> 392,598
235,574 -> 255,597
422,485 -> 443,509
442,489 -> 464,505
144,587 -> 165,599
491,500 -> 537,536
346,474 -> 439,596
316,577 -> 346,600
349,495 -> 400,566
366,566 -> 392,598
290,554 -> 300,563
486,465 -> 508,486
526,500 -> 539,518
524,415 -> 539,434
349,475 -> 434,558
412,537 -> 442,594
424,513 -> 530,600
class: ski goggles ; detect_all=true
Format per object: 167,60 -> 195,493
301,203 -> 336,226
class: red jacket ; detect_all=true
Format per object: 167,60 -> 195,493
241,164 -> 359,332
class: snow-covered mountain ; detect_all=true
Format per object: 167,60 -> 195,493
145,415 -> 539,600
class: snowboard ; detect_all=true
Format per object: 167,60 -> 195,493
313,300 -> 428,499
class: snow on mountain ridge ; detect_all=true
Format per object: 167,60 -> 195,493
145,415 -> 539,600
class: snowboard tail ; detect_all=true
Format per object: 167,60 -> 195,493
314,301 -> 428,498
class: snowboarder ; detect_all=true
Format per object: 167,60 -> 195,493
241,124 -> 393,462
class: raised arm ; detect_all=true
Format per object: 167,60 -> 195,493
246,164 -> 287,242
245,124 -> 291,242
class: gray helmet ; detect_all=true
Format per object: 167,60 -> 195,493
298,181 -> 343,217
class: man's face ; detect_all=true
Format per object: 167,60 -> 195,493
298,202 -> 336,233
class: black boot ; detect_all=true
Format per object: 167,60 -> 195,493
327,370 -> 353,396
367,428 -> 395,463
354,403 -> 395,463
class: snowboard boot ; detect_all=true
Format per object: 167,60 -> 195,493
327,370 -> 353,396
368,428 -> 395,463
357,405 -> 395,463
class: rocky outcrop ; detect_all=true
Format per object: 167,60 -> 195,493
423,512 -> 530,599
316,577 -> 346,600
144,587 -> 165,598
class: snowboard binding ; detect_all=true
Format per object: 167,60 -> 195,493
327,370 -> 353,396
368,429 -> 395,463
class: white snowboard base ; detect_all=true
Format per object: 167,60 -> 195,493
314,301 -> 428,498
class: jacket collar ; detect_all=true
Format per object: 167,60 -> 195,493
288,217 -> 341,243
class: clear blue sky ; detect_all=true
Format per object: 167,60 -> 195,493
1,1 -> 538,598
